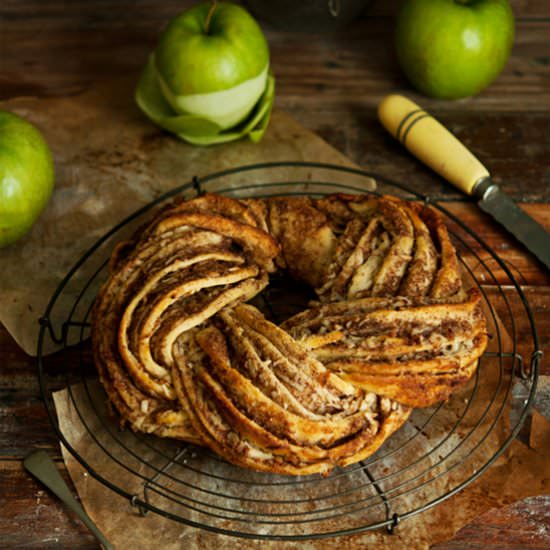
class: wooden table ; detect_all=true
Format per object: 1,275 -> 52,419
1,1 -> 549,548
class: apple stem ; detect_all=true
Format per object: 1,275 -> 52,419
204,1 -> 217,34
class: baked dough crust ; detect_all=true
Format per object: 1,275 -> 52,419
92,193 -> 487,474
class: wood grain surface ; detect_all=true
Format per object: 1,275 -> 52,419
431,495 -> 550,550
0,1 -> 549,548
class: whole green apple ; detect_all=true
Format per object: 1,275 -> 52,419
395,0 -> 515,99
0,111 -> 55,248
153,1 -> 270,130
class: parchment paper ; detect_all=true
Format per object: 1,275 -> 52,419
52,382 -> 550,550
48,294 -> 549,549
5,76 -> 547,547
0,76 -> 373,356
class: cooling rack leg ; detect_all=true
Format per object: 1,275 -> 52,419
39,317 -> 92,346
192,176 -> 204,197
39,317 -> 64,345
131,446 -> 191,517
481,351 -> 538,381
130,494 -> 149,517
528,350 -> 543,380
360,462 -> 399,534
388,513 -> 400,534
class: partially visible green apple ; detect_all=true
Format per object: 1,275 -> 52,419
395,0 -> 515,99
136,1 -> 274,144
0,111 -> 54,248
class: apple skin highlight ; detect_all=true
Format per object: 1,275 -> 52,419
0,111 -> 55,248
395,0 -> 515,99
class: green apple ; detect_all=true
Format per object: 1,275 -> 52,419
395,0 -> 515,99
136,1 -> 275,144
0,111 -> 54,248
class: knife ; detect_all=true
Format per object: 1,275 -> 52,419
24,450 -> 113,550
377,94 -> 550,271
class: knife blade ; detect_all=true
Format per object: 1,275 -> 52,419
475,180 -> 550,269
378,94 -> 550,270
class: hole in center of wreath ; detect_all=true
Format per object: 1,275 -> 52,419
249,273 -> 317,325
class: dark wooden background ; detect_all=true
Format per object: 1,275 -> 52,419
1,1 -> 549,548
1,1 -> 549,203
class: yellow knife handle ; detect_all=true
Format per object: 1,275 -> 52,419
377,94 -> 490,196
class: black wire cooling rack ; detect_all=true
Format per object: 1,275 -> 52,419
37,162 -> 541,540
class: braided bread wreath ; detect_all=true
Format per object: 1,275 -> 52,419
92,193 -> 488,476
